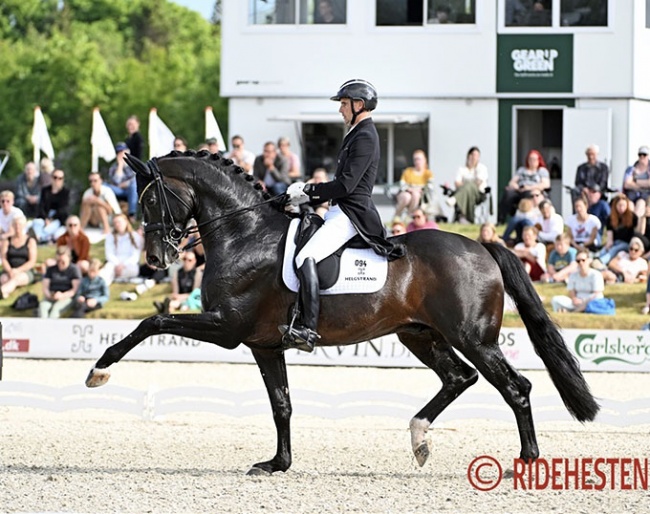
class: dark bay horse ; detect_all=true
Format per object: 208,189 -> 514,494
86,151 -> 599,475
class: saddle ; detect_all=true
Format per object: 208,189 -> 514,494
293,213 -> 368,289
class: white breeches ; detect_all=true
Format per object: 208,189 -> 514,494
295,205 -> 358,268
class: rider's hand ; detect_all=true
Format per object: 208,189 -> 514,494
286,182 -> 310,205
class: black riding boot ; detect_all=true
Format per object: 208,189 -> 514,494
279,257 -> 321,352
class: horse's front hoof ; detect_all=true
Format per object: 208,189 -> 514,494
413,440 -> 431,467
246,466 -> 272,476
85,368 -> 111,388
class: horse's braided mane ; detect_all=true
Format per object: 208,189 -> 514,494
160,149 -> 272,200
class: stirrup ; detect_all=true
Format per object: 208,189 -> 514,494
278,324 -> 320,353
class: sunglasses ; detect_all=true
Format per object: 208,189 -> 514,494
576,258 -> 587,263
52,175 -> 64,180
639,153 -> 648,157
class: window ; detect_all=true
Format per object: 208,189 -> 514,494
376,0 -> 476,27
249,0 -> 347,25
504,0 -> 608,28
647,0 -> 650,28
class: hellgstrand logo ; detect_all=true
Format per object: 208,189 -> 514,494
468,456 -> 649,491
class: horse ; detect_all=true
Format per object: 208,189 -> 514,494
85,151 -> 599,475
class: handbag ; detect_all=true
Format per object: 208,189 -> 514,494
12,292 -> 39,311
584,297 -> 615,315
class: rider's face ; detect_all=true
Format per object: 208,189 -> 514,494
339,99 -> 353,125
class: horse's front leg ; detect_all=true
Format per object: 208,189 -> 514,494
85,312 -> 239,388
247,348 -> 292,475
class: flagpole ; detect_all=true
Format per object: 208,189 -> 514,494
33,107 -> 40,163
91,108 -> 100,172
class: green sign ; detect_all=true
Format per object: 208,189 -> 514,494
497,34 -> 573,93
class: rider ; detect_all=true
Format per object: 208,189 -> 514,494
280,79 -> 405,352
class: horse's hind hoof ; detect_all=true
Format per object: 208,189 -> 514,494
85,368 -> 111,388
246,466 -> 272,476
413,440 -> 431,467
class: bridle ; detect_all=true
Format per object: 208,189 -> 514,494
139,158 -> 284,254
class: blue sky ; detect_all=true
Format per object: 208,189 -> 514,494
169,0 -> 213,20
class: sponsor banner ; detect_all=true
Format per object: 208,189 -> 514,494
1,319 -> 649,372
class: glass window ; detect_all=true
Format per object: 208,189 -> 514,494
647,0 -> 650,28
427,0 -> 476,24
301,0 -> 347,24
560,0 -> 607,26
249,0 -> 296,24
377,0 -> 423,26
505,0 -> 552,27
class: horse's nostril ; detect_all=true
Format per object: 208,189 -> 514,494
147,255 -> 160,267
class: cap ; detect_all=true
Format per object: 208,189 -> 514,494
115,142 -> 129,153
205,137 -> 218,145
638,146 -> 649,155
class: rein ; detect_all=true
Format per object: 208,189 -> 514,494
141,158 -> 284,253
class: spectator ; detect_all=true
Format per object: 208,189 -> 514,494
525,1 -> 551,26
55,215 -> 91,275
314,0 -> 345,23
39,157 -> 54,188
14,162 -> 41,218
99,214 -> 143,285
278,137 -> 302,181
253,142 -> 290,195
107,142 -> 138,221
502,192 -> 542,246
391,220 -> 407,236
80,172 -> 122,234
536,199 -> 564,245
566,196 -> 602,252
154,250 -> 202,314
571,144 -> 609,206
586,184 -> 611,233
513,225 -> 546,282
394,149 -> 435,218
70,258 -> 110,318
601,237 -> 648,285
551,251 -> 605,313
622,145 -> 650,216
448,146 -> 488,224
39,247 -> 81,318
477,222 -> 506,246
594,193 -> 642,267
542,232 -> 577,284
406,208 -> 439,232
225,135 -> 255,174
305,168 -> 330,218
125,115 -> 144,159
173,136 -> 188,152
205,137 -> 223,156
0,190 -> 23,242
0,214 -> 37,299
498,149 -> 550,224
29,168 -> 70,244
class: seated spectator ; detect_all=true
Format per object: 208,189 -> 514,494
535,200 -> 564,245
0,214 -> 37,299
542,233 -> 577,284
586,184 -> 611,233
501,192 -> 542,245
39,247 -> 81,318
14,161 -> 41,218
406,208 -> 439,232
54,215 -> 91,275
80,172 -> 122,234
225,135 -> 255,174
595,193 -> 641,266
107,142 -> 138,221
278,137 -> 302,181
394,149 -> 434,218
449,146 -> 488,224
391,220 -> 407,236
477,222 -> 506,246
0,190 -> 24,241
253,142 -> 290,195
601,237 -> 648,284
206,137 -> 223,156
566,196 -> 602,252
154,250 -> 202,314
173,136 -> 188,152
513,225 -> 546,282
305,168 -> 330,218
571,144 -> 609,206
71,258 -> 110,318
39,157 -> 54,187
498,149 -> 550,224
29,168 -> 70,244
99,214 -> 143,285
622,146 -> 650,216
551,251 -> 605,313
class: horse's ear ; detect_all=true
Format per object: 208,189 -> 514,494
125,154 -> 150,177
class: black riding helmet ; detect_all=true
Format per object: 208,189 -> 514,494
330,79 -> 378,125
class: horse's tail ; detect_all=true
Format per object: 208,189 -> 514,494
482,242 -> 600,422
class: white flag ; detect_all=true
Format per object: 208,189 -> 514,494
205,106 -> 226,152
91,108 -> 116,171
32,106 -> 55,163
148,108 -> 175,158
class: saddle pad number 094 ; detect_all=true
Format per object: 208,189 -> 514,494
282,218 -> 388,295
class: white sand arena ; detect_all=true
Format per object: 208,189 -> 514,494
0,359 -> 648,513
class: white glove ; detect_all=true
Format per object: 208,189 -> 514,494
286,181 -> 310,205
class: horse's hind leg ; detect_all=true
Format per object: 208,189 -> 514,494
459,342 -> 538,461
397,331 -> 478,467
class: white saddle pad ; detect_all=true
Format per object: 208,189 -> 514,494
282,218 -> 388,295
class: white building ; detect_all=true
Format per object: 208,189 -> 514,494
221,0 -> 650,220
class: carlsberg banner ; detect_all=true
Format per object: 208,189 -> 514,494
497,34 -> 573,93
